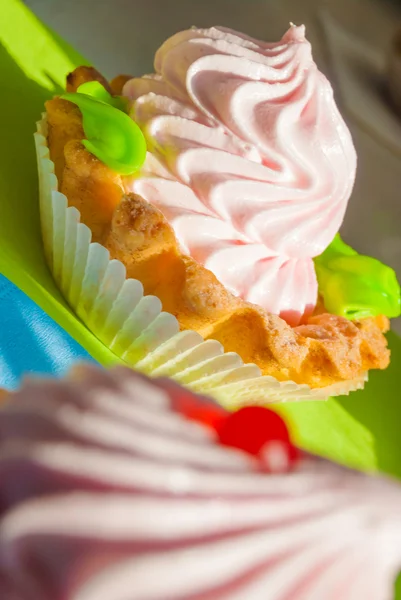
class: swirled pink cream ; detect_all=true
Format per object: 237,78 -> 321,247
123,25 -> 357,326
1,366 -> 401,600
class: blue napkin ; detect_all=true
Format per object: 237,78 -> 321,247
0,274 -> 95,390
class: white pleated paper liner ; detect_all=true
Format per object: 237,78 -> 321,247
34,115 -> 367,404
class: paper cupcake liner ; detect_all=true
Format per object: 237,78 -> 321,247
34,115 -> 367,405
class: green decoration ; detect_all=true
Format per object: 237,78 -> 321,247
61,90 -> 146,175
315,234 -> 401,320
76,81 -> 128,113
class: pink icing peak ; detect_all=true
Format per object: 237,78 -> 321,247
123,25 -> 357,326
283,23 -> 306,43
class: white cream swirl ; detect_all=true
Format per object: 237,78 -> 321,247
1,366 -> 401,600
123,25 -> 357,326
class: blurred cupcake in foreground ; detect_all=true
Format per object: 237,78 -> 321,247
38,24 -> 400,400
1,365 -> 401,599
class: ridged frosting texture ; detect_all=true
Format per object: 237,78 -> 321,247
1,366 -> 401,600
123,25 -> 357,325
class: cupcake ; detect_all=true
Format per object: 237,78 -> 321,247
37,24 -> 400,401
1,364 -> 401,599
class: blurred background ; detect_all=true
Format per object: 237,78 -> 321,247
23,0 -> 401,333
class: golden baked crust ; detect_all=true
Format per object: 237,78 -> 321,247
110,75 -> 132,95
46,98 -> 123,243
104,194 -> 389,388
66,66 -> 112,94
44,67 -> 391,388
46,97 -> 84,186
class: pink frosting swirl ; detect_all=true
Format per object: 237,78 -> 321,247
1,366 -> 401,600
124,25 -> 357,326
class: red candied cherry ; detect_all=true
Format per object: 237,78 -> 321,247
166,383 -> 227,430
216,406 -> 299,473
165,379 -> 299,472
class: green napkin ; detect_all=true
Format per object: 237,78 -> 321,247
278,330 -> 401,475
0,0 -> 120,367
2,0 -> 401,474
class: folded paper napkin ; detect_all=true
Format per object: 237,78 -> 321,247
0,274 -> 94,390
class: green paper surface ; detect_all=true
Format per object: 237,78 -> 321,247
1,2 -> 401,596
277,330 -> 401,478
0,0 -> 121,367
